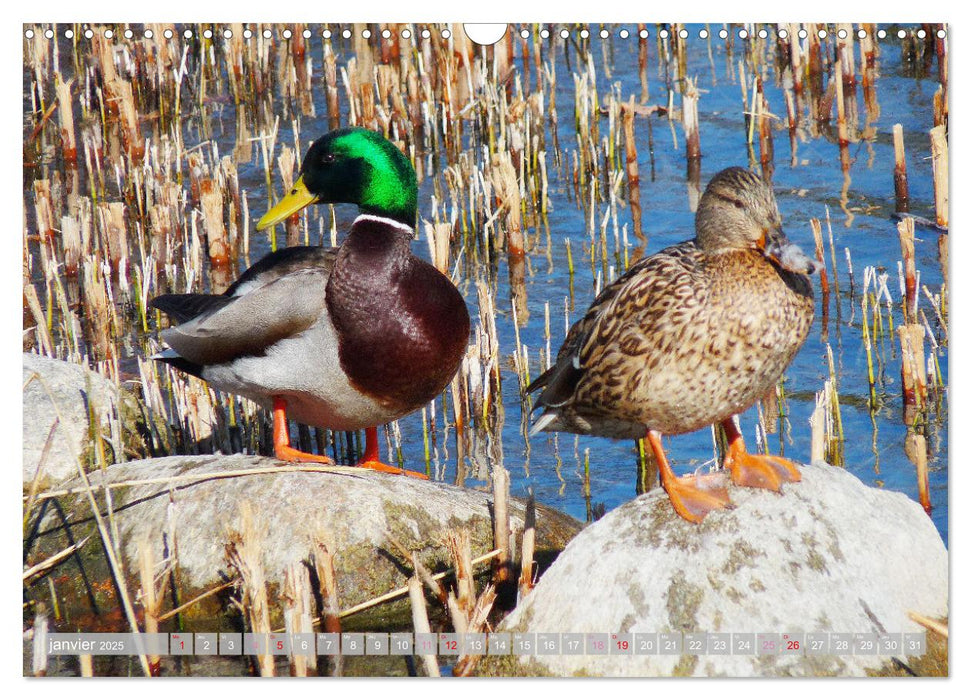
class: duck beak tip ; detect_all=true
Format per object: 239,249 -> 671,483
257,176 -> 317,231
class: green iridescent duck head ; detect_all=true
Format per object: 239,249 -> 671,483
257,128 -> 418,230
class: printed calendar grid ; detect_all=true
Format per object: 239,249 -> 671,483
43,631 -> 926,657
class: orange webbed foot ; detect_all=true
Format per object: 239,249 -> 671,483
647,430 -> 733,524
275,443 -> 336,465
664,471 -> 734,524
721,420 -> 801,491
273,398 -> 336,465
353,426 -> 428,479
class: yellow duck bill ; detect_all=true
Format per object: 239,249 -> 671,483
256,176 -> 319,230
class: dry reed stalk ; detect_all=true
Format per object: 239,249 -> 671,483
282,562 -> 316,676
424,220 -> 452,274
683,77 -> 701,160
311,532 -> 342,676
898,324 -> 928,415
810,218 -> 829,295
921,285 -> 948,344
100,202 -> 128,270
861,283 -> 878,411
621,101 -> 643,241
30,464 -> 357,503
518,496 -> 536,597
909,611 -> 948,638
838,23 -> 856,87
807,24 -> 824,94
760,385 -> 780,436
293,26 -> 315,118
782,87 -> 798,167
809,390 -> 825,463
638,24 -> 649,103
334,548 -> 501,622
408,573 -> 440,677
136,538 -> 163,675
200,179 -> 230,273
31,604 -> 48,677
23,283 -> 54,357
115,79 -> 143,160
809,382 -> 831,464
824,210 -> 841,302
935,25 -> 948,89
312,533 -> 341,634
788,24 -> 803,96
22,537 -> 90,583
82,259 -> 112,360
897,217 -> 917,322
492,464 -> 512,595
757,78 -> 774,176
406,546 -> 448,606
157,580 -> 237,623
32,179 -> 54,242
491,150 -> 525,256
225,501 -> 274,676
79,654 -> 93,677
834,56 -> 850,173
444,529 -> 475,619
220,155 -> 243,247
451,584 -> 497,677
905,431 -> 931,514
509,257 -> 529,324
450,369 -> 467,463
61,214 -> 82,278
55,78 -> 77,164
223,23 -> 245,104
273,145 -> 302,248
860,24 -> 878,115
932,84 -> 946,130
937,229 -> 948,292
929,125 -> 948,229
892,124 -> 909,213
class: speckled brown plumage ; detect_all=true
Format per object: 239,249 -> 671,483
529,167 -> 815,441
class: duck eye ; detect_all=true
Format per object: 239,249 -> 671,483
320,153 -> 337,165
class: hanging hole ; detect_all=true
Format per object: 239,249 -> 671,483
463,23 -> 507,45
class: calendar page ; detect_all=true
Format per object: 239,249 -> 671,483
22,18 -> 949,680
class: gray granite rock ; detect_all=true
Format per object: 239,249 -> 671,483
496,461 -> 947,677
29,455 -> 580,616
22,353 -> 142,484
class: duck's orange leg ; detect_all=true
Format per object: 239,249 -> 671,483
720,419 -> 801,491
273,397 -> 335,465
647,430 -> 732,523
356,426 -> 428,480
273,399 -> 428,479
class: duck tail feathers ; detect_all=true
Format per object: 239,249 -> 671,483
151,348 -> 205,379
528,412 -> 559,438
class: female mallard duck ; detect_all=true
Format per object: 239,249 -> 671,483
528,167 -> 817,522
150,128 -> 470,478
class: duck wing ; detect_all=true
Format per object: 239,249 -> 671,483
528,241 -> 704,410
151,246 -> 337,367
526,278 -> 626,408
150,294 -> 234,324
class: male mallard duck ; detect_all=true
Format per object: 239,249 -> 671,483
150,128 -> 470,478
528,167 -> 817,522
